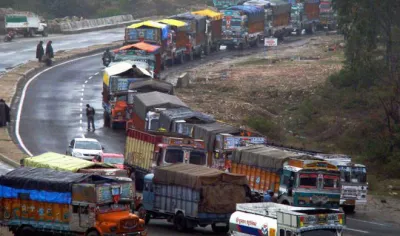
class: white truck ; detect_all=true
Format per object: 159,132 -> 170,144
5,13 -> 48,37
229,202 -> 346,236
314,154 -> 368,214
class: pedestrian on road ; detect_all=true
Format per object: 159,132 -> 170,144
0,99 -> 10,127
86,104 -> 95,131
45,40 -> 54,66
36,41 -> 44,62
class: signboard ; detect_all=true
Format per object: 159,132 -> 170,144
126,28 -> 159,42
264,38 -> 278,47
110,77 -> 147,92
219,136 -> 266,150
97,183 -> 133,203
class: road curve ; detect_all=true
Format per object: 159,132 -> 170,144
0,27 -> 124,72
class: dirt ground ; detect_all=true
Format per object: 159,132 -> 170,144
174,33 -> 400,225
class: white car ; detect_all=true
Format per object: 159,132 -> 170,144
66,138 -> 104,160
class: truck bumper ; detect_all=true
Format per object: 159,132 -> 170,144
340,199 -> 356,206
103,230 -> 147,236
220,39 -> 241,46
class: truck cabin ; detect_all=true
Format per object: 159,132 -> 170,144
125,20 -> 170,46
221,9 -> 248,34
151,133 -> 207,168
283,160 -> 341,208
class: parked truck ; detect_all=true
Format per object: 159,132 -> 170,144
4,13 -> 48,37
157,19 -> 190,65
231,145 -> 341,208
125,21 -> 170,68
127,91 -> 188,132
169,13 -> 207,59
291,0 -> 321,35
192,9 -> 223,54
102,61 -> 153,129
220,5 -> 265,49
319,0 -> 337,30
314,154 -> 367,214
0,167 -> 146,236
125,128 -> 207,191
112,42 -> 162,79
244,0 -> 292,39
140,163 -> 250,233
20,152 -> 129,178
230,202 -> 345,236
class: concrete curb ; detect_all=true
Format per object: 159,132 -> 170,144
60,20 -> 139,34
0,153 -> 20,168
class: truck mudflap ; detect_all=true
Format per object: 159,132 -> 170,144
197,213 -> 231,225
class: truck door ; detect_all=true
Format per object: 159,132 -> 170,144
73,204 -> 91,228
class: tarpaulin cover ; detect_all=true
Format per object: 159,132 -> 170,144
228,5 -> 265,15
127,20 -> 170,40
153,163 -> 248,189
0,185 -> 71,204
158,19 -> 188,28
134,91 -> 188,120
169,13 -> 206,34
153,163 -> 248,213
268,0 -> 291,15
192,9 -> 224,21
23,152 -> 114,173
192,122 -> 241,152
116,42 -> 161,53
129,79 -> 174,94
231,145 -> 320,170
158,107 -> 215,132
0,167 -> 90,193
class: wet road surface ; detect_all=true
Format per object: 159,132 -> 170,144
0,27 -> 124,72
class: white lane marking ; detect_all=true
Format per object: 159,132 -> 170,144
84,80 -> 88,84
80,97 -> 83,101
80,103 -> 82,106
81,88 -> 84,92
95,72 -> 99,75
89,76 -> 93,80
80,108 -> 82,112
81,93 -> 84,96
80,120 -> 82,124
82,84 -> 85,88
345,228 -> 369,234
81,134 -> 85,138
15,52 -> 102,157
347,217 -> 387,226
80,114 -> 82,118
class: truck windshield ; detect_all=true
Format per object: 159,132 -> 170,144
338,166 -> 367,183
320,4 -> 331,9
189,151 -> 207,165
323,175 -> 340,189
301,229 -> 338,236
97,204 -> 130,214
165,149 -> 184,163
299,173 -> 317,188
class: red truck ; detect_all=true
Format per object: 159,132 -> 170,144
124,128 -> 207,191
192,9 -> 223,54
169,13 -> 207,60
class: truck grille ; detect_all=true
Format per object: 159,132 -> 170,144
342,189 -> 357,198
120,219 -> 138,230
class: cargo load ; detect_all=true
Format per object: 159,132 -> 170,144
0,167 -> 145,236
157,19 -> 189,64
21,152 -> 128,177
231,145 -> 342,208
139,163 -> 250,233
212,0 -> 244,10
192,9 -> 223,54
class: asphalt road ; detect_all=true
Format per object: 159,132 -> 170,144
0,27 -> 124,72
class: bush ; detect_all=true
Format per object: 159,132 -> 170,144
246,116 -> 282,141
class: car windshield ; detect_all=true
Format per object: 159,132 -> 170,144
75,141 -> 101,150
301,229 -> 338,236
299,173 -> 317,188
165,149 -> 184,164
103,157 -> 124,165
189,151 -> 207,165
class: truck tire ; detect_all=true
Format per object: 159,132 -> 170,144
189,51 -> 194,61
29,28 -> 34,37
178,53 -> 185,64
138,205 -> 151,225
17,226 -> 36,236
103,111 -> 110,127
174,212 -> 187,232
87,230 -> 100,236
343,205 -> 355,214
211,223 -> 229,234
204,44 -> 210,55
296,28 -> 302,36
42,29 -> 48,37
227,44 -> 235,50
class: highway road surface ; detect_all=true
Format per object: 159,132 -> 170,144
10,49 -> 400,235
0,27 -> 124,72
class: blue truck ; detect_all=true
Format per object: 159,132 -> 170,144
137,163 -> 250,233
220,5 -> 265,49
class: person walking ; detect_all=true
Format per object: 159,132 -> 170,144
45,41 -> 54,66
36,41 -> 44,62
86,104 -> 95,131
0,99 -> 10,127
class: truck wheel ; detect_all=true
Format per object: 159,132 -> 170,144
138,205 -> 151,225
174,212 -> 187,232
227,44 -> 235,50
17,226 -> 36,236
204,44 -> 210,55
29,29 -> 34,37
87,230 -> 100,236
178,53 -> 185,64
103,111 -> 110,127
343,205 -> 355,214
211,223 -> 229,234
42,29 -> 48,37
296,28 -> 302,36
189,51 -> 194,61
